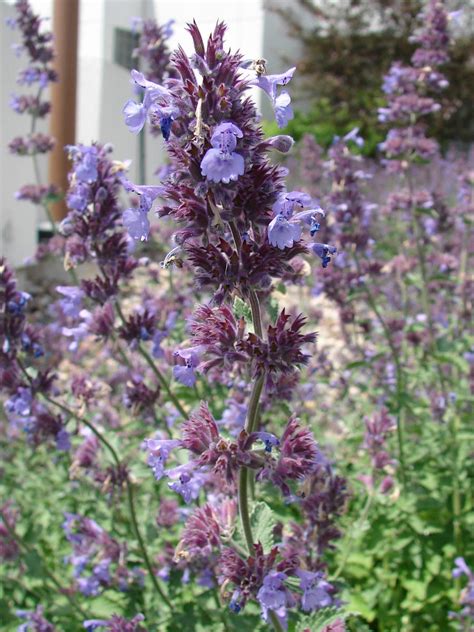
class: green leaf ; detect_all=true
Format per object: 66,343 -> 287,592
296,607 -> 343,632
233,297 -> 252,323
433,352 -> 469,374
250,502 -> 276,553
402,579 -> 428,601
24,550 -> 44,578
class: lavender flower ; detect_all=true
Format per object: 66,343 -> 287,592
257,571 -> 289,625
253,66 -> 296,128
200,122 -> 245,184
296,569 -> 334,611
83,614 -> 145,632
16,605 -> 55,632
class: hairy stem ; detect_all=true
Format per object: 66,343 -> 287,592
236,293 -> 280,631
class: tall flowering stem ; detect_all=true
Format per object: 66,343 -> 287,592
123,20 -> 342,630
7,0 -> 60,236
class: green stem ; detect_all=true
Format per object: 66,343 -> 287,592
448,408 -> 463,556
30,83 -> 57,236
332,491 -> 374,581
0,509 -> 88,619
249,290 -> 263,337
114,302 -> 188,420
237,294 -> 280,632
238,374 -> 265,554
354,255 -> 406,486
268,610 -> 285,632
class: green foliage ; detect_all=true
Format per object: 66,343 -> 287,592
296,607 -> 343,631
250,502 -> 277,553
271,0 -> 474,152
233,296 -> 253,324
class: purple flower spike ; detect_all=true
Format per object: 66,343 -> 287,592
268,215 -> 302,249
201,122 -> 245,184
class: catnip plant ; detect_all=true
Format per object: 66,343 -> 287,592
1,3 -> 347,631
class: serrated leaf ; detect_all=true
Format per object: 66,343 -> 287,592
296,607 -> 342,632
251,502 -> 276,553
233,297 -> 252,323
268,297 -> 279,324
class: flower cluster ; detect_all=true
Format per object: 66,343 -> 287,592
60,143 -> 139,303
0,258 -> 71,449
16,605 -> 56,632
175,304 -> 316,390
122,21 -> 335,303
7,0 -> 58,207
219,543 -> 337,626
379,0 -> 452,170
62,513 -> 144,596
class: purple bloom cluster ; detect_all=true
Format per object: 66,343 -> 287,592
7,0 -> 57,206
132,17 -> 176,85
16,605 -> 55,632
175,305 -> 316,390
121,21 -> 335,306
379,0 -> 452,170
60,143 -> 139,304
0,259 -> 70,450
63,513 -> 145,596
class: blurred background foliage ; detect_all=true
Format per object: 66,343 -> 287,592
266,0 -> 474,155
